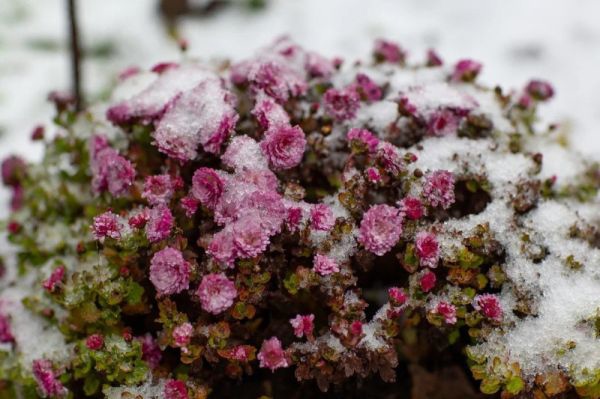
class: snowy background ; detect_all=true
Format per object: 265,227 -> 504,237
1,0 -> 600,217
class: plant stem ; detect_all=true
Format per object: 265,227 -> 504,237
67,0 -> 83,111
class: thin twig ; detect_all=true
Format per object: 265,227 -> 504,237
67,0 -> 83,111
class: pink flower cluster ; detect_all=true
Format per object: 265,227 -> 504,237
422,170 -> 456,209
107,66 -> 238,161
32,359 -> 67,398
289,314 -> 315,338
92,211 -> 122,241
42,265 -> 65,293
197,273 -> 237,315
358,204 -> 403,256
415,232 -> 440,268
474,294 -> 503,322
149,247 -> 190,296
257,337 -> 289,372
347,128 -> 379,153
89,135 -> 135,197
0,312 -> 14,343
313,254 -> 340,276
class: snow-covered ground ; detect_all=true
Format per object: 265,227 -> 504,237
1,0 -> 600,216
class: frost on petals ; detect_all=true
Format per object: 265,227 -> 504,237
399,196 -> 424,220
42,265 -> 65,293
347,128 -> 379,153
197,273 -> 237,315
90,144 -> 135,197
145,204 -> 174,242
313,254 -> 339,276
452,59 -> 482,82
474,294 -> 503,322
142,174 -> 176,205
373,38 -> 406,63
289,314 -> 315,338
0,313 -> 14,343
310,204 -> 335,231
432,301 -> 457,325
172,322 -> 194,347
149,247 -> 190,296
422,170 -> 455,209
92,211 -> 122,241
164,379 -> 189,399
260,125 -> 307,170
152,76 -> 239,160
233,217 -> 270,258
323,87 -> 360,121
358,204 -> 403,256
415,231 -> 440,268
257,337 -> 289,372
32,359 -> 67,398
191,167 -> 224,210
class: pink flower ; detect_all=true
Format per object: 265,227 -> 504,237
91,146 -> 135,197
92,211 -> 122,240
207,227 -> 238,267
251,92 -> 290,130
290,314 -> 315,338
313,254 -> 340,276
415,231 -> 440,268
164,380 -> 189,399
142,174 -> 176,205
31,125 -> 45,141
42,265 -> 65,293
0,313 -> 14,343
172,322 -> 193,347
285,206 -> 303,231
423,170 -> 456,209
452,59 -> 482,82
32,359 -> 67,398
248,60 -> 307,103
145,204 -> 174,242
426,49 -> 443,66
257,337 -> 289,372
152,77 -> 239,159
377,142 -> 404,175
305,51 -> 335,78
347,128 -> 379,153
354,73 -> 382,102
350,320 -> 363,336
310,204 -> 335,231
128,209 -> 149,229
180,195 -> 199,217
388,287 -> 408,306
358,204 -> 403,256
197,273 -> 237,315
228,345 -> 254,362
232,217 -> 270,258
323,87 -> 360,121
474,294 -> 503,322
149,247 -> 190,296
366,167 -> 382,183
1,155 -> 26,187
420,271 -> 436,292
373,39 -> 406,63
139,334 -> 162,369
433,301 -> 457,324
86,334 -> 104,350
260,125 -> 307,169
191,167 -> 224,210
525,79 -> 554,101
398,197 -> 424,220
427,109 -> 461,136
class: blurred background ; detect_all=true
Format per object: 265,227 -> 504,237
1,0 -> 600,216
